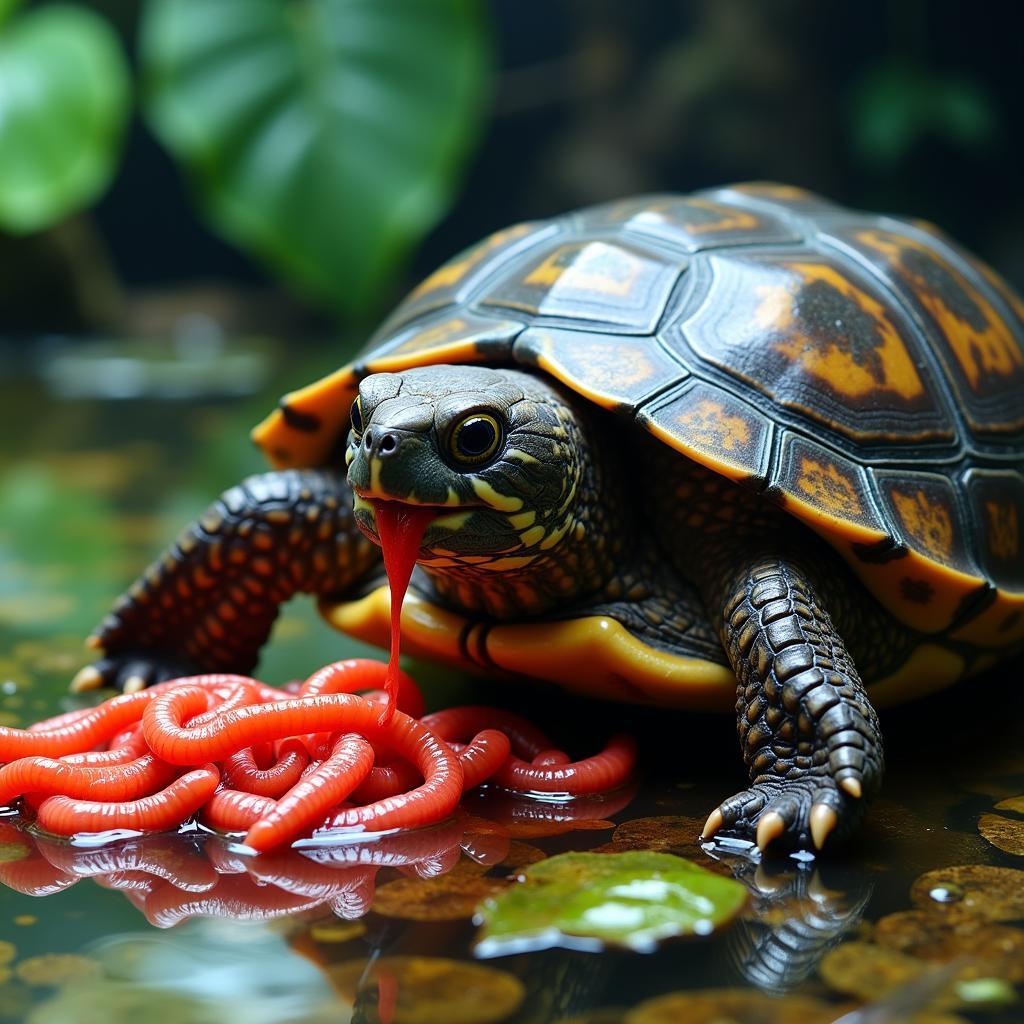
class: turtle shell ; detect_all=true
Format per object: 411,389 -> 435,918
253,182 -> 1024,649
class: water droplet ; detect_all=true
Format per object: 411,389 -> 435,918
927,882 -> 964,903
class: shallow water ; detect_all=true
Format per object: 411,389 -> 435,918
1,338 -> 1023,1024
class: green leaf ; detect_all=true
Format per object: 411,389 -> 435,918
474,850 -> 747,956
0,4 -> 131,233
140,0 -> 492,318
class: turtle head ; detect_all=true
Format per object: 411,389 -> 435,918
346,365 -> 589,566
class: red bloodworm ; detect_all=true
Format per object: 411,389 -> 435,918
460,830 -> 512,867
59,727 -> 148,766
349,760 -> 422,804
143,689 -> 464,833
222,740 -> 310,797
0,675 -> 277,762
420,706 -> 555,760
200,789 -> 276,832
396,842 -> 462,880
329,869 -> 378,921
94,871 -> 159,894
35,838 -> 219,892
489,734 -> 637,795
34,764 -> 220,836
244,849 -> 377,900
458,729 -> 512,790
0,753 -> 178,806
533,749 -> 571,766
0,856 -> 79,896
297,815 -> 468,868
28,706 -> 95,732
144,874 -> 324,928
301,659 -> 425,719
244,733 -> 375,852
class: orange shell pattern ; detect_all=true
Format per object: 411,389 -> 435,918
252,183 -> 1024,648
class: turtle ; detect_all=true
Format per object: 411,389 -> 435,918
72,182 -> 1024,852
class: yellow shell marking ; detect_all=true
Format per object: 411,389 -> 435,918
407,223 -> 534,300
675,399 -> 752,453
534,335 -> 656,408
796,457 -> 863,517
857,229 -> 1023,389
986,500 -> 1020,560
524,242 -> 643,298
508,510 -> 536,529
890,488 -> 954,561
758,262 -> 925,400
519,525 -> 545,547
632,197 -> 759,235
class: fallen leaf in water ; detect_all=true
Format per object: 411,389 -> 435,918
910,864 -> 1024,922
874,910 -> 1024,981
820,941 -> 1015,1013
625,988 -> 837,1023
0,943 -> 13,966
14,954 -> 101,987
995,795 -> 1024,814
372,862 -> 508,922
328,956 -> 524,1024
475,851 -> 747,956
596,816 -> 733,876
978,813 -> 1024,856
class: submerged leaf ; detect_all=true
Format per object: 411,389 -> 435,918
625,988 -> 837,1023
475,850 -> 747,956
875,910 -> 1024,982
328,956 -> 524,1024
910,865 -> 1024,922
994,795 -> 1024,814
373,862 -> 508,922
979,813 -> 1024,856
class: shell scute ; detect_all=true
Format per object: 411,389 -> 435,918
669,249 -> 955,444
640,380 -> 773,484
371,221 -> 558,339
773,433 -> 886,542
478,237 -> 680,332
873,470 -> 977,578
965,469 -> 1024,594
513,328 -> 685,413
578,193 -> 801,252
824,222 -> 1024,433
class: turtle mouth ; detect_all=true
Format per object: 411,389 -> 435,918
353,494 -> 478,547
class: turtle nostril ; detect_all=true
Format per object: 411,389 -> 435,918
362,430 -> 374,450
379,433 -> 398,454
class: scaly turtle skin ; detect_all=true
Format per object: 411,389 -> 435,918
74,183 -> 1024,853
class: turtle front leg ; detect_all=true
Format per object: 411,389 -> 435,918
72,469 -> 380,692
701,554 -> 884,853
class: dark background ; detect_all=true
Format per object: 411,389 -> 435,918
5,0 -> 1024,336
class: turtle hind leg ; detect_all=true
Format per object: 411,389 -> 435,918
701,551 -> 886,853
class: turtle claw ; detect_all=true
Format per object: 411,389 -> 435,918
70,665 -> 104,693
701,807 -> 724,840
756,811 -> 786,852
809,803 -> 838,850
122,675 -> 148,695
705,774 -> 868,854
68,652 -> 196,695
839,776 -> 862,799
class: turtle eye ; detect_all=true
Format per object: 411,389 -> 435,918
350,397 -> 364,438
448,413 -> 502,467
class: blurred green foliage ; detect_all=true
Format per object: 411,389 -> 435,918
849,61 -> 999,167
0,1 -> 130,233
140,0 -> 491,318
0,0 -> 491,319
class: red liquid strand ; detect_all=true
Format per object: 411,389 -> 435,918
372,500 -> 438,724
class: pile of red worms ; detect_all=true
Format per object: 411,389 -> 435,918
0,659 -> 636,852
